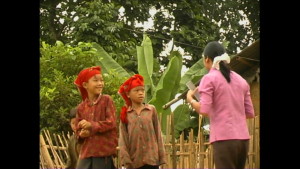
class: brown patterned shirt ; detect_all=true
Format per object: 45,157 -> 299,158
75,94 -> 118,159
119,104 -> 166,168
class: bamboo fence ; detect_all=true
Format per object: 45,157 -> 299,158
40,114 -> 259,169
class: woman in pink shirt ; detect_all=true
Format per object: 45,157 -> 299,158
186,41 -> 255,169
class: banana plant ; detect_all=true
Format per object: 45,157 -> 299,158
136,34 -> 155,102
148,51 -> 182,133
92,42 -> 130,78
92,36 -> 205,136
171,58 -> 208,138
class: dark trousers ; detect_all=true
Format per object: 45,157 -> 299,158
136,165 -> 159,169
76,156 -> 115,169
212,139 -> 249,169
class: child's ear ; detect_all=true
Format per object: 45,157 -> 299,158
83,82 -> 88,89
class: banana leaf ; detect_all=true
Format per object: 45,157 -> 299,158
173,104 -> 200,139
137,34 -> 154,101
149,51 -> 182,133
92,43 -> 130,78
179,58 -> 208,93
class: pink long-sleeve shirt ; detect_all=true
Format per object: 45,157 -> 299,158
198,68 -> 255,143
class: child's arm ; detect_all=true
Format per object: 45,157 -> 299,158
89,95 -> 117,135
152,105 -> 166,165
119,122 -> 133,168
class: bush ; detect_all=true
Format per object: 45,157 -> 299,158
40,41 -> 125,133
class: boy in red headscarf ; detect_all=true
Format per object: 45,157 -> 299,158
118,74 -> 166,169
73,66 -> 117,169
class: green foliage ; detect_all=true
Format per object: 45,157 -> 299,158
40,0 -> 259,72
149,51 -> 182,133
92,43 -> 131,77
40,41 -> 126,133
102,69 -> 128,124
137,34 -> 155,102
179,58 -> 208,93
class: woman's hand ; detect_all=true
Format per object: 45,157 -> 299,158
186,87 -> 198,103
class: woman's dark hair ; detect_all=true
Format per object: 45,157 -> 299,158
203,41 -> 231,83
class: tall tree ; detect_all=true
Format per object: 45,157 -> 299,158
40,0 -> 259,70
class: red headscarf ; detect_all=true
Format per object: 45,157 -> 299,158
118,74 -> 144,123
74,66 -> 101,101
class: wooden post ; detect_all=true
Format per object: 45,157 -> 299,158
53,133 -> 64,164
250,81 -> 260,116
189,129 -> 194,168
57,134 -> 69,161
180,133 -> 184,168
255,115 -> 260,168
166,115 -> 171,169
198,115 -> 205,168
40,134 -> 54,168
171,112 -> 176,169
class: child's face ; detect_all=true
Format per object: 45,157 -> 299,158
70,118 -> 76,132
84,74 -> 104,96
128,86 -> 145,104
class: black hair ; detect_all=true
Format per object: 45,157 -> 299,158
203,41 -> 231,83
69,107 -> 77,119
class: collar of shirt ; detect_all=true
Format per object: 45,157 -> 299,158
84,94 -> 102,106
127,104 -> 151,113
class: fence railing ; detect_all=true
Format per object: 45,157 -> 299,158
40,115 -> 259,169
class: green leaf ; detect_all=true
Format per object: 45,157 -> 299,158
92,43 -> 130,78
137,34 -> 154,91
173,104 -> 190,124
173,105 -> 199,139
149,51 -> 182,133
56,41 -> 64,47
179,58 -> 208,93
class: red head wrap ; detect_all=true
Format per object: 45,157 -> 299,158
74,66 -> 101,101
118,74 -> 144,123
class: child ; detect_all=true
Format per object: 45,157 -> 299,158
118,74 -> 166,169
186,41 -> 255,169
73,66 -> 117,169
65,107 -> 82,169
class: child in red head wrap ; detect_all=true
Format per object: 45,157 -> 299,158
73,66 -> 117,169
118,74 -> 166,169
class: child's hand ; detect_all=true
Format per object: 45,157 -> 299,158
79,129 -> 90,138
78,119 -> 92,130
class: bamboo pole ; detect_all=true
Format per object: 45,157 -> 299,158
165,115 -> 171,169
255,115 -> 260,168
40,134 -> 54,168
179,133 -> 184,168
43,130 -> 59,168
44,130 -> 65,168
189,129 -> 195,168
171,112 -> 176,169
208,145 -> 214,169
53,133 -> 64,164
57,134 -> 69,161
199,115 -> 205,169
40,153 -> 46,168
